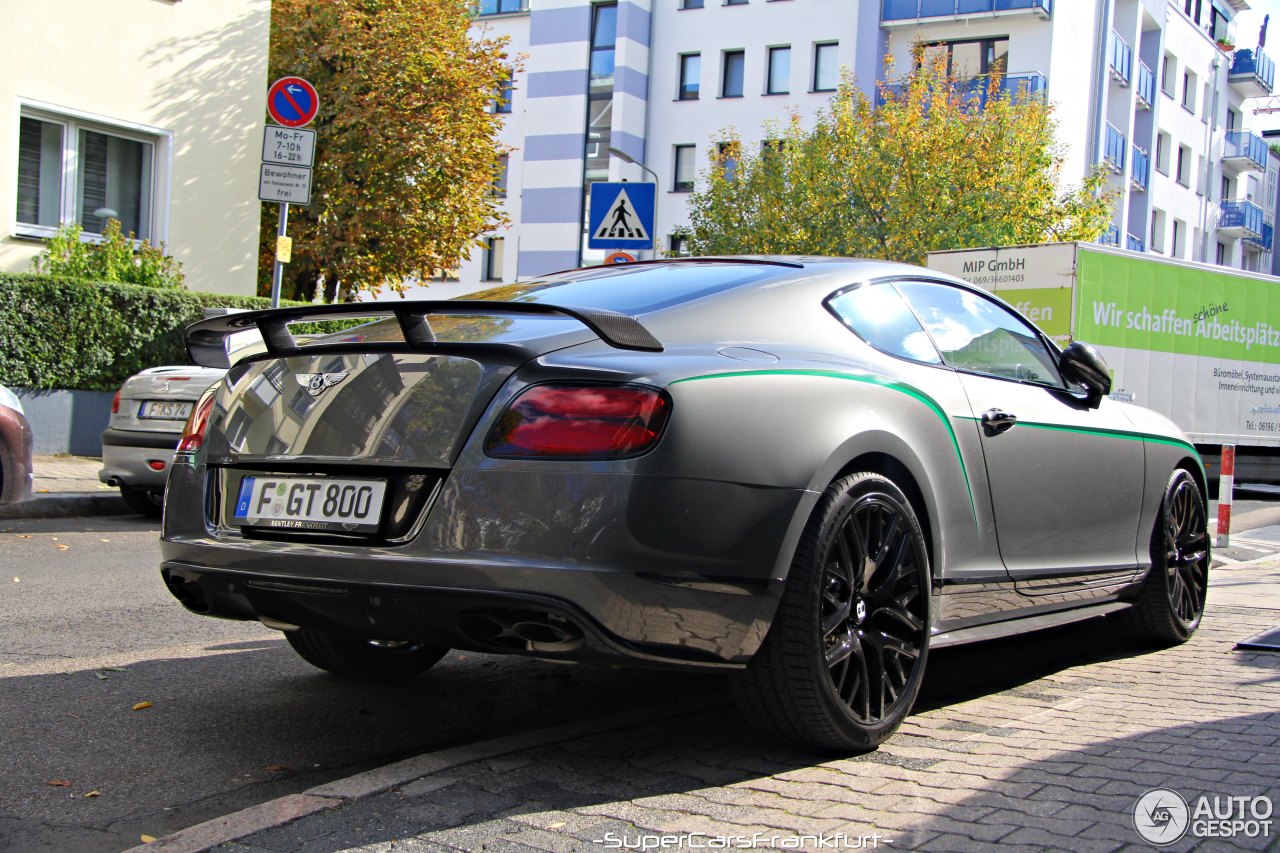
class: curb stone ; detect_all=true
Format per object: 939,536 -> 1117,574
124,700 -> 703,853
0,493 -> 130,520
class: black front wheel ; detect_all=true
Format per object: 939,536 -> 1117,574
286,628 -> 449,681
734,472 -> 931,752
1119,468 -> 1209,645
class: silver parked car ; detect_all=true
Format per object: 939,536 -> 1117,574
159,258 -> 1209,751
101,366 -> 225,515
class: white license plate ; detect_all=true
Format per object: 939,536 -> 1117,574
139,400 -> 194,420
233,476 -> 387,533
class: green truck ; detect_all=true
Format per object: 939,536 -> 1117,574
927,242 -> 1280,484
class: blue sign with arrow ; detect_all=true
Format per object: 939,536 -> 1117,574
588,182 -> 655,250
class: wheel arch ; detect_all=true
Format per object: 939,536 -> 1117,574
831,452 -> 937,579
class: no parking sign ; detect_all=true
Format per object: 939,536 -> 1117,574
267,77 -> 320,128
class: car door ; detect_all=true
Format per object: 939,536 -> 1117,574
895,280 -> 1145,588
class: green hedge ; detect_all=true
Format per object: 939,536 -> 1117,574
0,273 -> 290,391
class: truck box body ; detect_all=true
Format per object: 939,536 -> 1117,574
927,242 -> 1280,481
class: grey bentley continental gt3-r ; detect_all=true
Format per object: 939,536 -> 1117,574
160,258 -> 1209,751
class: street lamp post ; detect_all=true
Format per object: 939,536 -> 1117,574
607,146 -> 660,259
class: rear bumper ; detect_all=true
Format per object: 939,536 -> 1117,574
161,462 -> 815,666
100,429 -> 178,488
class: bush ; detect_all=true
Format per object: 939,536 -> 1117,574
34,220 -> 185,289
0,273 -> 282,391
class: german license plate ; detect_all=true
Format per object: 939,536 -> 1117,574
139,400 -> 193,420
233,476 -> 387,533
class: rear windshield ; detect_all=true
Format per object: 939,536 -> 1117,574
460,262 -> 791,314
301,262 -> 790,347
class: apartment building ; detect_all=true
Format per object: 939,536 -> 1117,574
459,0 -> 1275,287
1,0 -> 270,295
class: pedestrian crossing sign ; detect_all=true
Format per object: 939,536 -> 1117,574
588,182 -> 656,250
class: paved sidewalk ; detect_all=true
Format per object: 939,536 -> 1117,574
133,559 -> 1280,853
0,455 -> 128,520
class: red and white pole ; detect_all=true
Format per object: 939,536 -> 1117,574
1216,445 -> 1235,548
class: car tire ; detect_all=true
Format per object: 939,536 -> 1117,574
734,472 -> 931,752
120,485 -> 164,518
1119,468 -> 1209,645
285,628 -> 449,681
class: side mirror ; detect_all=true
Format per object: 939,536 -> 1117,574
1060,341 -> 1112,404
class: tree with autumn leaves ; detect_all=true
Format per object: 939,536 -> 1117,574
683,50 -> 1115,263
263,0 -> 513,301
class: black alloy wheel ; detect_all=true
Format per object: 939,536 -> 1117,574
734,472 -> 931,752
1119,468 -> 1208,645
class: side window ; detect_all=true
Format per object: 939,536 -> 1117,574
895,281 -> 1063,387
827,283 -> 942,365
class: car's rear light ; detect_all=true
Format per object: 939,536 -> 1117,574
176,386 -> 218,454
485,384 -> 670,459
112,389 -> 121,414
148,460 -> 167,472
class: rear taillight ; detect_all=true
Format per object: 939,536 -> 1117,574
111,389 -> 122,414
485,385 -> 670,459
176,386 -> 218,454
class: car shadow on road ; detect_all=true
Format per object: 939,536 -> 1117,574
224,615 -> 1280,853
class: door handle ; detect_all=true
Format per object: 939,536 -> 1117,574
981,408 -> 1018,436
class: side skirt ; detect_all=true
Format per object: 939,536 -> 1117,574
931,600 -> 1131,649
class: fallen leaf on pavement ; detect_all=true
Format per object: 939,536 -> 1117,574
11,578 -> 18,583
46,780 -> 72,788
548,821 -> 567,829
264,764 -> 293,773
140,835 -> 156,843
132,701 -> 153,711
18,534 -> 31,538
101,666 -> 127,672
56,544 -> 70,551
99,539 -> 110,543
84,790 -> 101,798
95,672 -> 107,680
51,537 -> 58,541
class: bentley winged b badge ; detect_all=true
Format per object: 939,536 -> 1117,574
295,371 -> 349,396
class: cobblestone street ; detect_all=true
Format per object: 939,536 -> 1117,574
178,561 -> 1280,853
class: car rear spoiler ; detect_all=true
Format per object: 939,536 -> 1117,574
184,300 -> 665,368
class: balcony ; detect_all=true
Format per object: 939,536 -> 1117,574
1131,146 -> 1149,191
1099,225 -> 1121,247
881,0 -> 1052,24
1109,32 -> 1132,86
1220,200 -> 1266,240
1103,123 -> 1126,173
1222,130 -> 1269,174
1245,222 -> 1275,253
1136,61 -> 1155,109
880,71 -> 1047,107
1126,233 -> 1145,252
1229,48 -> 1276,97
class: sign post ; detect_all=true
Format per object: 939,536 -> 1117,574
261,77 -> 320,307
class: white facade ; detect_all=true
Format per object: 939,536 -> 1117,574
1,0 -> 270,295
455,0 -> 1276,288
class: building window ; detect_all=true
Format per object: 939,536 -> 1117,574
1161,54 -> 1175,96
1222,175 -> 1232,200
1154,132 -> 1170,174
1172,219 -> 1185,258
767,46 -> 791,94
493,75 -> 514,114
493,154 -> 509,197
679,53 -> 701,100
920,38 -> 1009,77
721,50 -> 745,98
484,237 -> 504,281
476,0 -> 527,14
669,233 -> 691,256
1182,71 -> 1196,112
16,112 -> 157,239
673,144 -> 695,191
681,0 -> 704,7
724,0 -> 747,5
1227,107 -> 1238,131
1151,208 -> 1166,253
813,42 -> 839,92
1217,242 -> 1227,265
1176,145 -> 1190,186
589,3 -> 617,96
717,141 -> 739,182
